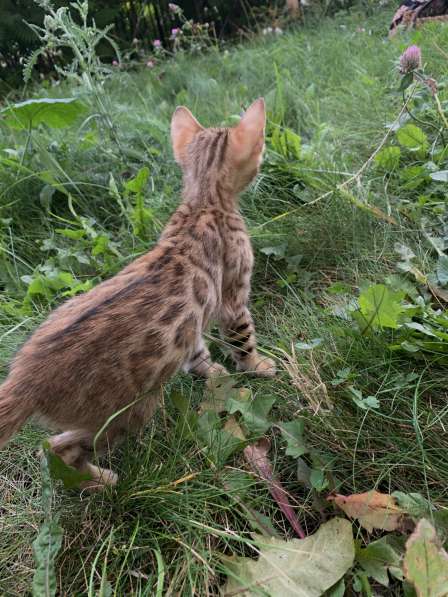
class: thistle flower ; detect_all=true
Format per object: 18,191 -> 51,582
171,27 -> 180,38
112,60 -> 118,66
168,3 -> 181,13
146,59 -> 155,68
399,45 -> 421,74
152,39 -> 162,49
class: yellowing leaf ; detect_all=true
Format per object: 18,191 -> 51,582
328,490 -> 404,532
223,518 -> 354,597
404,519 -> 448,597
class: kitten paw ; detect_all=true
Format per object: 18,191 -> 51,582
207,362 -> 230,378
238,356 -> 276,377
80,465 -> 118,492
253,357 -> 276,378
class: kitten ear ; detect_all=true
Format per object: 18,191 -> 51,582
171,106 -> 204,163
232,98 -> 266,159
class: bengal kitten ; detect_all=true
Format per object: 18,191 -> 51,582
0,98 -> 275,489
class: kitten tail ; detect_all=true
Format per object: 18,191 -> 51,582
0,379 -> 33,449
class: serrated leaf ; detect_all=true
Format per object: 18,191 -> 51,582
223,518 -> 354,596
328,490 -> 405,532
375,146 -> 401,171
32,519 -> 64,597
124,166 -> 150,194
404,519 -> 448,597
2,98 -> 87,130
358,284 -> 405,329
397,124 -> 428,154
279,419 -> 308,458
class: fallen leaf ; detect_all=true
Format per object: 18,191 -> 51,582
403,519 -> 448,597
223,518 -> 354,597
244,439 -> 305,538
328,490 -> 405,532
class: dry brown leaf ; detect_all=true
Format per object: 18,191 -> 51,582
328,490 -> 405,532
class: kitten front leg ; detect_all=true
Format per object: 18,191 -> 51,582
221,306 -> 276,377
183,338 -> 228,379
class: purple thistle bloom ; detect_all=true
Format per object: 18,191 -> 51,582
168,3 -> 181,13
171,27 -> 180,38
152,39 -> 162,48
400,45 -> 422,74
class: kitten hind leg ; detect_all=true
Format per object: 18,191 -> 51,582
44,429 -> 118,490
183,338 -> 228,379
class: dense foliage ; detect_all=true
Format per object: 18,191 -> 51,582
1,1 -> 448,595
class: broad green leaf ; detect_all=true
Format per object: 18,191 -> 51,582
430,170 -> 448,182
279,419 -> 308,458
436,255 -> 448,286
325,578 -> 346,597
44,443 -> 92,489
227,395 -> 275,435
197,411 -> 242,464
295,338 -> 323,350
349,387 -> 380,410
404,519 -> 448,597
124,166 -> 150,194
397,124 -> 428,154
358,284 -> 405,329
356,536 -> 403,587
223,517 -> 354,597
374,146 -> 401,171
2,98 -> 87,130
310,468 -> 329,492
260,244 -> 288,259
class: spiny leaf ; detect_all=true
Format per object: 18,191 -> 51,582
222,518 -> 354,597
403,519 -> 448,597
328,490 -> 405,532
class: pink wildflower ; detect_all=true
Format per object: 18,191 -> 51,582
171,27 -> 180,38
112,60 -> 118,66
168,3 -> 181,13
153,39 -> 162,48
146,59 -> 155,68
400,45 -> 422,74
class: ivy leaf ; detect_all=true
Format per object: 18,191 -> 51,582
222,518 -> 355,597
227,395 -> 275,435
279,419 -> 308,458
397,124 -> 429,155
356,536 -> 403,587
403,519 -> 448,596
374,146 -> 401,171
358,284 -> 405,329
2,98 -> 86,130
328,490 -> 405,532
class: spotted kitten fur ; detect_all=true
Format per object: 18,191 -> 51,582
0,98 -> 275,488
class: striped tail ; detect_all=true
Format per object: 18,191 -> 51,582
0,379 -> 33,449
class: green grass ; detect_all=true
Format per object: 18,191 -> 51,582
1,5 -> 448,594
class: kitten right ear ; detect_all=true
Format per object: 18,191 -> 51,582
171,107 -> 204,163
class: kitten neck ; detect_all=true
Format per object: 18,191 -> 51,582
182,175 -> 238,212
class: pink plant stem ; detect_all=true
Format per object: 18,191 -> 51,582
244,441 -> 306,539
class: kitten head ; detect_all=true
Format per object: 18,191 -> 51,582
171,98 -> 266,193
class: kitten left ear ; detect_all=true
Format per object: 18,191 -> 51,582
171,106 -> 204,163
232,98 -> 266,158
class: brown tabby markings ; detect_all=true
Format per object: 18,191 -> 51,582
0,98 -> 275,489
